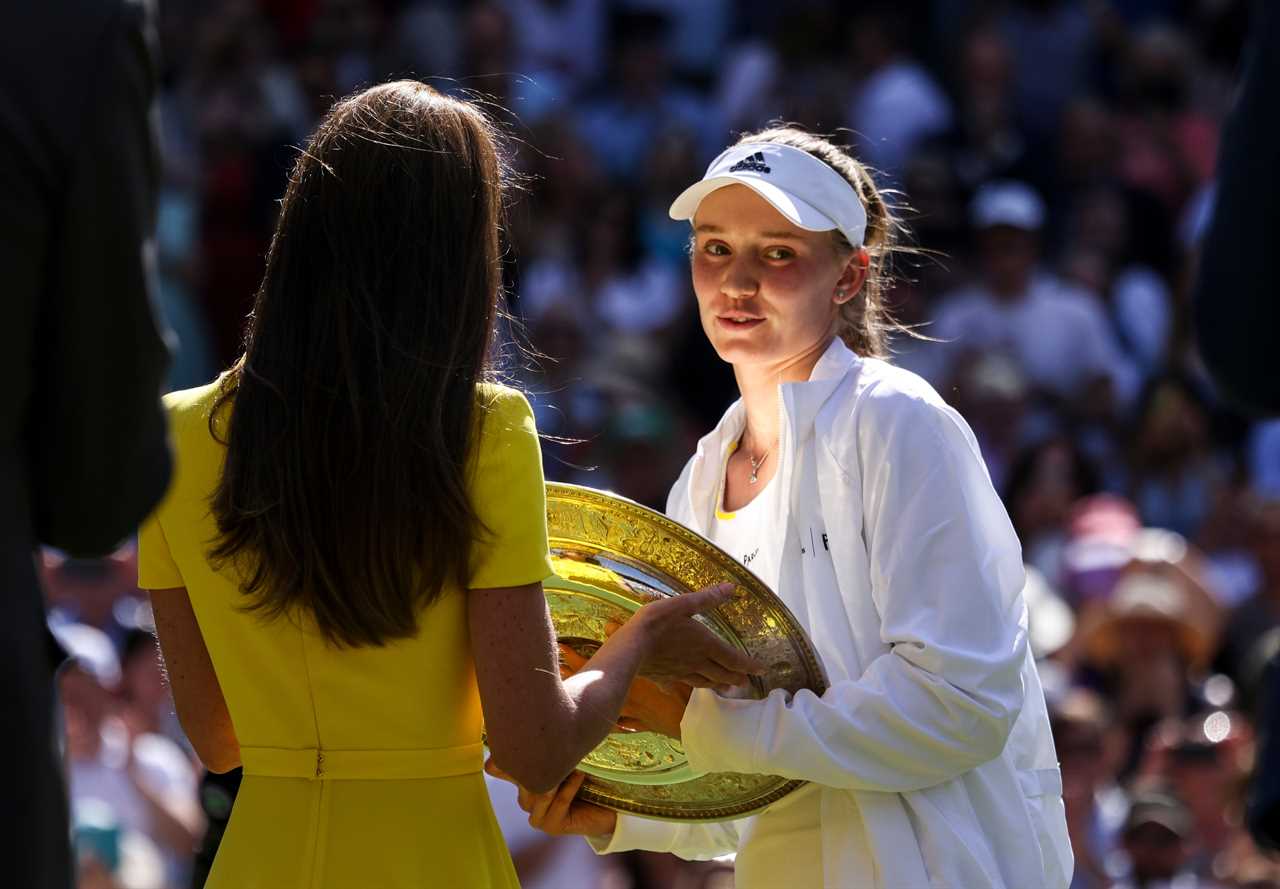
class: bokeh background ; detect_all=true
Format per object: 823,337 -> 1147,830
43,1 -> 1280,887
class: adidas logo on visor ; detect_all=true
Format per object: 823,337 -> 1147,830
728,151 -> 771,175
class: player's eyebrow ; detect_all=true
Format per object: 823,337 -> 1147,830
694,224 -> 805,240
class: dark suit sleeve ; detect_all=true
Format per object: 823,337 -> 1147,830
1249,645 -> 1280,850
1192,0 -> 1280,416
28,0 -> 173,556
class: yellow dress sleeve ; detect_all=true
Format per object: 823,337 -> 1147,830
138,510 -> 184,589
468,387 -> 554,590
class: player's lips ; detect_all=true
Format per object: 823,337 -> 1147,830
716,312 -> 765,331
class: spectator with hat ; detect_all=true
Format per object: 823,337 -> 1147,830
1059,494 -> 1144,607
1142,711 -> 1255,882
1074,555 -> 1223,779
926,180 -> 1139,419
1114,788 -> 1202,889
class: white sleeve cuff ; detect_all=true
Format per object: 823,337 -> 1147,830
681,687 -> 777,776
585,813 -> 685,855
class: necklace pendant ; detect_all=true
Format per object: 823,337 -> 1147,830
748,469 -> 759,485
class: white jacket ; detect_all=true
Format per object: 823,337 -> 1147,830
592,339 -> 1073,888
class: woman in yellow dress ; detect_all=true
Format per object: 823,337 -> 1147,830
137,81 -> 760,889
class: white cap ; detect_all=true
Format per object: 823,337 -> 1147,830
669,143 -> 867,247
51,621 -> 122,689
971,180 -> 1046,231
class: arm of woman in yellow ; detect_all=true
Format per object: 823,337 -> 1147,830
469,580 -> 747,795
147,587 -> 241,774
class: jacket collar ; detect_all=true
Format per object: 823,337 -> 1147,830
679,338 -> 860,533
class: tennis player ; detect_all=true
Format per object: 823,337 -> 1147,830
498,128 -> 1074,888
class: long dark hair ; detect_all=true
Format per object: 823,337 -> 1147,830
208,81 -> 507,648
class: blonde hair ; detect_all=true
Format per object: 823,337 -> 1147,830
732,126 -> 909,359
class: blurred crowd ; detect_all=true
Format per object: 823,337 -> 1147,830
43,0 -> 1280,887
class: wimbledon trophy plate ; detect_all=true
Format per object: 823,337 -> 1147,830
545,482 -> 828,822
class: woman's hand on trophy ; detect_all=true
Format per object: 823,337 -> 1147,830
616,582 -> 766,689
485,760 -> 617,838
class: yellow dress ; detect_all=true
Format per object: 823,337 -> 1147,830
138,379 -> 553,889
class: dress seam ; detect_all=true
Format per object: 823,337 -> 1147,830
296,621 -> 328,887
309,780 -> 331,889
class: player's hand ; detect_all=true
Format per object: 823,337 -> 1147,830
485,760 -> 617,837
559,645 -> 690,739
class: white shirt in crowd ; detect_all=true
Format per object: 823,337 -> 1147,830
928,272 -> 1140,407
848,59 -> 953,176
71,718 -> 198,885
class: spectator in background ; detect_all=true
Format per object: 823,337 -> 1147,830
306,0 -> 379,98
456,2 -> 518,112
1113,789 -> 1203,889
1058,495 -> 1145,607
1004,436 -> 1103,582
844,5 -> 952,179
502,0 -> 604,98
1051,688 -> 1130,889
928,180 -> 1139,422
945,351 -> 1031,492
598,400 -> 687,510
0,0 -> 173,885
1052,101 -> 1178,287
1116,25 -> 1219,216
509,115 -> 606,325
120,628 -> 190,753
1127,375 -> 1226,540
73,797 -> 168,889
185,3 -> 299,365
587,191 -> 686,340
637,127 -> 705,267
1217,500 -> 1280,697
1075,557 -> 1223,779
627,0 -> 734,81
936,25 -> 1032,193
53,622 -> 201,889
1142,711 -> 1256,883
998,0 -> 1099,149
42,549 -> 146,648
1061,242 -> 1175,390
575,10 -> 716,181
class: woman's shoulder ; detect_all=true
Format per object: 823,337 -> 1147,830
161,376 -> 229,442
476,382 -> 536,432
473,382 -> 541,465
162,377 -> 223,411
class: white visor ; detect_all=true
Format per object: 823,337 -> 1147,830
669,142 -> 867,247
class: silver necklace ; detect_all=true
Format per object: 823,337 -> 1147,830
746,440 -> 775,485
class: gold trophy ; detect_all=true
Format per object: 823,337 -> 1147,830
544,483 -> 827,822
